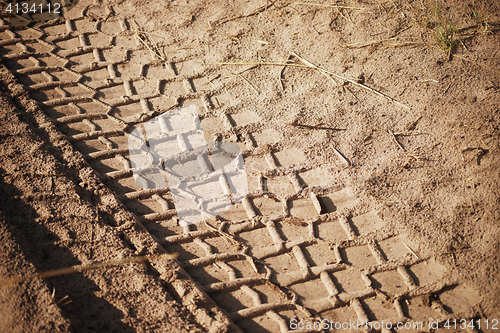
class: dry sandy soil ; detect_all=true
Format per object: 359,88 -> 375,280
0,0 -> 499,332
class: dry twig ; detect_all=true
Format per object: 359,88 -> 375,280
406,114 -> 422,131
287,121 -> 345,131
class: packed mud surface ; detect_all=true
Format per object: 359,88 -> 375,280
0,0 -> 499,332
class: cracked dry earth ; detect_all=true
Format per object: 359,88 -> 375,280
0,0 -> 499,332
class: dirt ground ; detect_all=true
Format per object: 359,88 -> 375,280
0,0 -> 499,332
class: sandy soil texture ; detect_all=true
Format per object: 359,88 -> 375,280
0,0 -> 499,332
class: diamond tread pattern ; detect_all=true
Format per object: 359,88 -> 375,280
0,2 -> 482,332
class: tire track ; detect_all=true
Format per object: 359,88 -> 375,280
0,1 -> 483,332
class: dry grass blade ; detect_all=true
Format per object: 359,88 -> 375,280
132,20 -> 167,63
335,26 -> 414,49
335,37 -> 398,49
223,65 -> 261,82
454,55 -> 500,73
235,64 -> 260,75
406,114 -> 422,131
239,74 -> 260,94
373,127 -> 408,150
56,295 -> 69,304
402,241 -> 420,259
392,132 -> 405,150
204,221 -> 239,245
55,295 -> 72,307
0,253 -> 178,287
290,52 -> 410,109
249,171 -> 276,181
401,153 -> 418,169
332,147 -> 351,167
294,2 -> 365,10
338,37 -> 426,49
211,61 -> 309,68
393,130 -> 416,136
388,41 -> 428,48
211,53 -> 410,109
